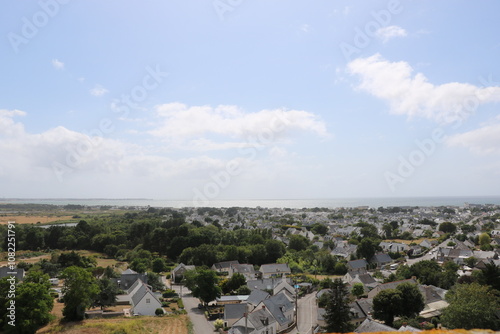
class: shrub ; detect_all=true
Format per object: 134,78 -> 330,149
155,308 -> 164,316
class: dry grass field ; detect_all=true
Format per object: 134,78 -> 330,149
0,215 -> 74,224
37,315 -> 190,334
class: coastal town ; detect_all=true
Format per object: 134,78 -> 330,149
0,201 -> 499,333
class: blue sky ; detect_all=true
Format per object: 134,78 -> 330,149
1,0 -> 500,201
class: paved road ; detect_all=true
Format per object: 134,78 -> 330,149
288,292 -> 317,334
171,284 -> 215,334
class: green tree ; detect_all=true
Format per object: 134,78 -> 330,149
288,235 -> 310,251
323,278 -> 354,333
61,266 -> 100,321
410,260 -> 441,286
351,283 -> 365,298
94,277 -> 120,310
441,283 -> 500,330
439,222 -> 457,234
224,273 -> 246,294
6,281 -> 54,334
479,233 -> 492,250
480,263 -> 500,291
191,269 -> 221,305
356,238 -> 379,261
373,289 -> 402,327
395,283 -> 425,318
265,239 -> 286,263
152,258 -> 167,273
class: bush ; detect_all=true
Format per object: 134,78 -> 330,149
155,308 -> 164,316
214,319 -> 224,330
162,289 -> 178,298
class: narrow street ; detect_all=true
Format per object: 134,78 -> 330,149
171,284 -> 215,334
288,292 -> 317,334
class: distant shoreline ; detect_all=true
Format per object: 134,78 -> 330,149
1,196 -> 500,209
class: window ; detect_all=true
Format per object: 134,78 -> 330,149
146,298 -> 150,304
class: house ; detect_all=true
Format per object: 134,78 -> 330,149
171,263 -> 195,283
348,273 -> 379,292
229,263 -> 256,281
349,300 -> 369,327
212,260 -> 240,274
229,306 -> 277,334
224,303 -> 248,328
354,318 -> 396,332
419,239 -> 437,249
259,264 -> 291,278
130,281 -> 162,316
379,242 -> 409,253
370,253 -> 393,268
418,285 -> 448,319
256,293 -> 294,332
399,325 -> 422,332
347,259 -> 368,271
247,276 -> 295,301
246,289 -> 270,310
113,268 -> 148,290
0,267 -> 25,281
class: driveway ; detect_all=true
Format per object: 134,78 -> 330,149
171,284 -> 215,334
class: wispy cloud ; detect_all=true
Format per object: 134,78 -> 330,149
447,118 -> 500,155
376,25 -> 407,43
347,54 -> 500,123
89,84 -> 109,97
51,59 -> 65,70
300,24 -> 311,33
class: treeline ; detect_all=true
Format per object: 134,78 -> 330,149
0,209 -> 285,267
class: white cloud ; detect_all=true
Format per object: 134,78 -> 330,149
347,54 -> 500,123
150,103 -> 330,150
90,84 -> 109,97
51,59 -> 65,70
376,25 -> 407,43
300,24 -> 311,33
447,119 -> 500,155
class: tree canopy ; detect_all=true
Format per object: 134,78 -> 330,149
323,278 -> 354,333
441,283 -> 500,330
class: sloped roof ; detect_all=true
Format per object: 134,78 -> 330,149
131,282 -> 161,308
259,263 -> 290,274
348,259 -> 368,270
247,307 -> 277,330
213,260 -> 239,270
224,303 -> 247,320
246,289 -> 270,306
355,318 -> 396,332
122,268 -> 137,275
263,293 -> 293,326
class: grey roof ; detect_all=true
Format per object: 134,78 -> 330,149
131,282 -> 160,308
371,253 -> 392,264
259,263 -> 290,274
263,293 -> 293,326
247,308 -> 277,330
356,273 -> 377,285
247,277 -> 292,291
348,259 -> 368,270
399,325 -> 422,332
127,279 -> 142,295
231,264 -> 255,275
213,260 -> 239,270
122,268 -> 137,275
224,303 -> 247,320
355,318 -> 396,332
355,298 -> 374,316
246,289 -> 270,306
